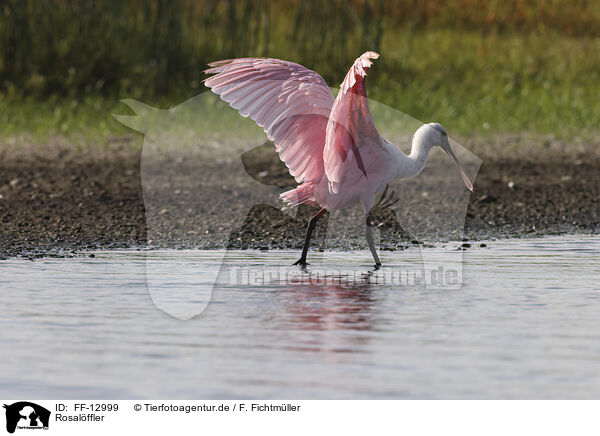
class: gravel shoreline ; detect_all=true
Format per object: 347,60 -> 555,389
0,135 -> 598,259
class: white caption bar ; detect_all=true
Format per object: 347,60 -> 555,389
1,400 -> 598,435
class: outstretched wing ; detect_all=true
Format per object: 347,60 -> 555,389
323,51 -> 384,194
204,58 -> 334,184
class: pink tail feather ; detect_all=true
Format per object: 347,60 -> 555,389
280,182 -> 317,207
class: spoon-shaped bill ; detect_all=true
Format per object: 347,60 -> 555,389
441,142 -> 474,191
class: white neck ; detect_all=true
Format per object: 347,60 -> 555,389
388,126 -> 435,180
407,127 -> 435,176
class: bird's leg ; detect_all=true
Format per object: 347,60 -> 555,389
294,208 -> 327,266
365,212 -> 382,267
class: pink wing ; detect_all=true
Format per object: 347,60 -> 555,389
323,51 -> 382,194
204,58 -> 334,184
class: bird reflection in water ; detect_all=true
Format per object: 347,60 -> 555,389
268,267 -> 383,358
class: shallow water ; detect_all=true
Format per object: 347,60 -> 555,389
1,236 -> 599,399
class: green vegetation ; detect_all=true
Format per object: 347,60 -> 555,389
0,1 -> 599,139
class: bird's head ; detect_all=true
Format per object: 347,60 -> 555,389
424,122 -> 474,192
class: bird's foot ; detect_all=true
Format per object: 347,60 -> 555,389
375,185 -> 399,209
293,259 -> 309,266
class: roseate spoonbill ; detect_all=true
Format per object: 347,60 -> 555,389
204,51 -> 474,266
